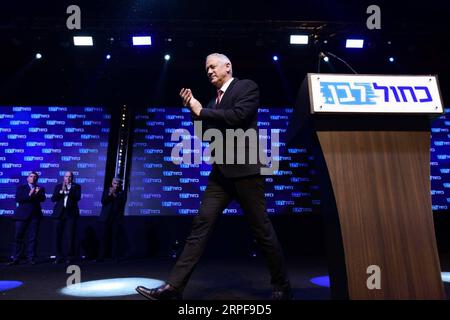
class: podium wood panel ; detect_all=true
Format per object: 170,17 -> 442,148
317,130 -> 445,299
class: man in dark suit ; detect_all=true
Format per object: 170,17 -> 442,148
8,172 -> 46,265
136,53 -> 292,300
51,171 -> 81,264
97,177 -> 127,262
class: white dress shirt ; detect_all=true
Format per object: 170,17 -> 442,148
219,77 -> 234,97
60,184 -> 72,208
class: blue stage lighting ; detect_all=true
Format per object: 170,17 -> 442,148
106,54 -> 111,60
0,281 -> 23,292
35,53 -> 42,59
345,39 -> 364,48
132,36 -> 152,46
164,54 -> 171,61
60,277 -> 164,297
290,35 -> 309,45
310,273 -> 450,287
272,55 -> 279,61
310,275 -> 330,288
73,36 -> 94,46
389,57 -> 395,62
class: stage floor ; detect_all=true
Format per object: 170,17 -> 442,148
0,256 -> 332,300
1,255 -> 450,300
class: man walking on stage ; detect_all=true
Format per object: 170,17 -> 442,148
136,53 -> 292,300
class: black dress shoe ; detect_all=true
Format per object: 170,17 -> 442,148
7,260 -> 19,266
136,284 -> 182,300
271,287 -> 294,300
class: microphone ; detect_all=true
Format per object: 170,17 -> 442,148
317,52 -> 327,73
319,51 -> 358,74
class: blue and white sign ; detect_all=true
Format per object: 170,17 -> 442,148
308,73 -> 443,114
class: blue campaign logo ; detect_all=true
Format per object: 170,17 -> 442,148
320,81 -> 434,105
372,83 -> 432,103
320,82 -> 377,105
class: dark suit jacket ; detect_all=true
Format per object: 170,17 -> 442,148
14,184 -> 46,220
99,189 -> 127,222
198,78 -> 263,178
51,183 -> 81,218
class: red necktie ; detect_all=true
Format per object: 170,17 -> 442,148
215,90 -> 223,108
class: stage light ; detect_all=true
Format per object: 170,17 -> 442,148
106,54 -> 111,60
164,54 -> 171,61
60,277 -> 164,297
132,36 -> 152,46
290,35 -> 309,45
0,280 -> 23,292
389,56 -> 395,63
309,275 -> 330,288
272,55 -> 279,61
73,36 -> 93,46
442,272 -> 450,283
345,39 -> 364,48
35,53 -> 42,59
323,56 -> 329,62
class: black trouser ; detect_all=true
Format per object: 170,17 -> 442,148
98,217 -> 122,259
167,167 -> 290,291
12,214 -> 41,261
55,211 -> 77,259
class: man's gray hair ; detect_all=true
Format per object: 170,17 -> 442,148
206,53 -> 233,75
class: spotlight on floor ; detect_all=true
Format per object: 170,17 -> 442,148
310,275 -> 330,288
442,272 -> 450,283
73,36 -> 94,46
0,280 -> 23,292
60,277 -> 164,297
164,54 -> 171,61
35,53 -> 42,59
272,55 -> 279,62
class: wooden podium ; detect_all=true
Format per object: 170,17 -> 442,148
288,74 -> 445,299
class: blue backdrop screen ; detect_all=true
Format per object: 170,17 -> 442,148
0,106 -> 111,216
127,106 -> 450,215
1,106 -> 447,217
127,107 -> 320,216
431,108 -> 450,211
